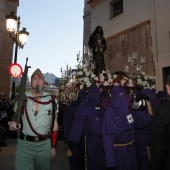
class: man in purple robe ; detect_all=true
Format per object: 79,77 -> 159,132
131,88 -> 155,170
102,86 -> 137,170
68,85 -> 105,170
63,89 -> 87,170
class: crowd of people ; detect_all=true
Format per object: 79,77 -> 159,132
63,75 -> 170,170
0,92 -> 16,150
1,66 -> 169,170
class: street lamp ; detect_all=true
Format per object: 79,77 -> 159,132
6,11 -> 29,98
6,11 -> 29,62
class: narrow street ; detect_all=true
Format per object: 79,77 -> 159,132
0,137 -> 70,170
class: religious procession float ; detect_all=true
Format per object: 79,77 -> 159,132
58,49 -> 155,105
57,44 -> 156,137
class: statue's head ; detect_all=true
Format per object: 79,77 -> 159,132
31,68 -> 45,95
94,26 -> 104,36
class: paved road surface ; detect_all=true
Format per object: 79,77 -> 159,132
0,137 -> 70,170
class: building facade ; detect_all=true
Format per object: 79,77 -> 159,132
0,0 -> 19,96
84,0 -> 170,92
43,72 -> 57,85
43,72 -> 61,87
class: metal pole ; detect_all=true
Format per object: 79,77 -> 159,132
11,42 -> 18,99
11,17 -> 20,99
11,81 -> 16,99
14,41 -> 18,63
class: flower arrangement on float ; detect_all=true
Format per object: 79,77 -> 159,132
133,71 -> 155,89
59,64 -> 155,103
74,66 -> 155,89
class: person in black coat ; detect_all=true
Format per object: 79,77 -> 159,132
150,75 -> 170,170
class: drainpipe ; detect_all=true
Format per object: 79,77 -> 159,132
151,0 -> 159,91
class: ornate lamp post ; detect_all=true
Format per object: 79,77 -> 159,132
6,11 -> 29,98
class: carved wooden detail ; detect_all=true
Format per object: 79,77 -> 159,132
104,20 -> 156,76
87,0 -> 103,8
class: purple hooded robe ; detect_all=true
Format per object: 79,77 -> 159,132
100,91 -> 110,110
63,89 -> 87,170
102,86 -> 137,170
63,89 -> 87,139
132,88 -> 155,170
68,85 -> 105,170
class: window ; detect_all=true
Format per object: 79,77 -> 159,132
110,0 -> 123,18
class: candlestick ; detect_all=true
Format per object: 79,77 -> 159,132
77,53 -> 79,61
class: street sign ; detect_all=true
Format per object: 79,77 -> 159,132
8,63 -> 23,78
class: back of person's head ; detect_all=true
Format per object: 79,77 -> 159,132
166,75 -> 170,99
166,75 -> 170,85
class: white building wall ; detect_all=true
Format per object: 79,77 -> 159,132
152,0 -> 170,90
89,0 -> 170,91
90,0 -> 152,37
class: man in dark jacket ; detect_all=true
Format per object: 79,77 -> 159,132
150,75 -> 170,170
